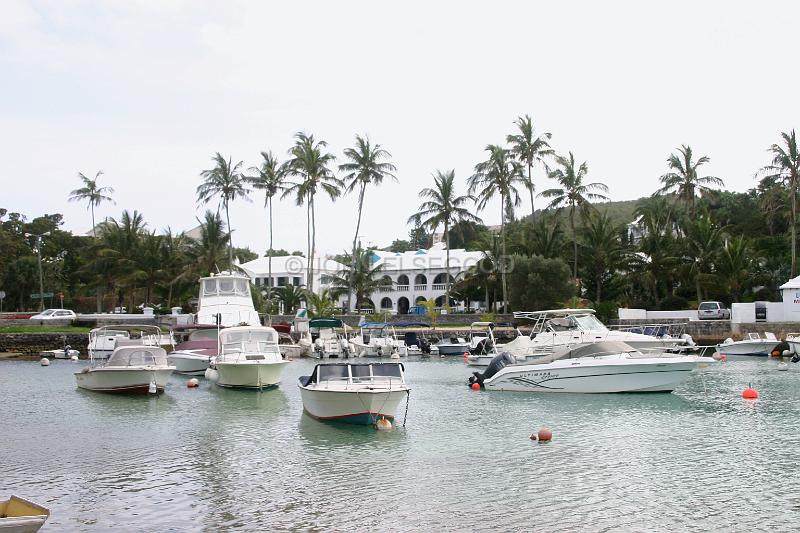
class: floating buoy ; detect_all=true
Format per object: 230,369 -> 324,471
375,418 -> 392,431
187,378 -> 200,388
720,354 -> 727,362
70,355 -> 79,361
40,357 -> 50,366
537,427 -> 553,442
777,362 -> 789,371
470,382 -> 481,391
463,351 -> 470,361
204,368 -> 219,382
711,352 -> 723,361
742,385 -> 759,399
148,381 -> 157,394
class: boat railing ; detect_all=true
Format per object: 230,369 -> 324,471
609,322 -> 688,338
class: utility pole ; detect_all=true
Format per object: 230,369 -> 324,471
36,235 -> 44,311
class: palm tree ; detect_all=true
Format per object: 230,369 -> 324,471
305,289 -> 338,318
68,171 -> 115,237
411,170 -> 482,309
760,130 -> 800,276
580,211 -> 627,303
468,145 -> 524,312
325,247 -> 386,310
284,132 -> 341,292
190,210 -> 231,275
506,114 -> 553,221
339,135 -> 397,312
656,145 -> 723,217
271,284 -> 306,314
539,152 -> 609,280
717,235 -> 753,302
247,151 -> 289,291
633,196 -> 680,301
196,153 -> 251,268
683,215 -> 725,302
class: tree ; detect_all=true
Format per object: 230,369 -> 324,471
305,289 -> 338,318
656,145 -> 723,217
717,235 -> 753,302
190,210 -> 230,275
579,211 -> 627,303
324,247 -> 385,310
68,171 -> 115,238
683,214 -> 725,302
196,153 -> 251,268
506,114 -> 553,221
271,284 -> 305,314
539,152 -> 609,280
285,132 -> 341,292
505,254 -> 574,311
760,130 -> 800,276
339,135 -> 397,311
468,145 -> 524,312
247,151 -> 289,292
410,170 -> 482,309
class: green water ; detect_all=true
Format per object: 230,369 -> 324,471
2,357 -> 799,531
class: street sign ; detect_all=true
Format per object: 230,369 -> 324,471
30,292 -> 54,298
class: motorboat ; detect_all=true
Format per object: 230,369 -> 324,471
513,309 -> 694,353
466,324 -> 548,367
88,325 -> 174,359
310,318 -> 350,358
168,325 -> 219,375
210,326 -> 288,389
0,495 -> 49,532
468,341 -> 714,393
298,362 -> 410,425
435,333 -> 471,356
195,271 -> 261,327
272,323 -> 306,359
349,322 -> 407,357
717,332 -> 780,356
75,330 -> 175,394
40,347 -> 80,359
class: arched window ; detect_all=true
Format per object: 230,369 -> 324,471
415,296 -> 427,304
397,274 -> 409,286
397,297 -> 410,314
380,297 -> 393,309
414,274 -> 427,286
433,273 -> 455,284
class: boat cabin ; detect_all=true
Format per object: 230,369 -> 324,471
106,346 -> 169,367
196,272 -> 261,327
300,362 -> 405,387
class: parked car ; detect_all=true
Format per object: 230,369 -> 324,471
755,301 -> 767,322
29,309 -> 77,321
697,301 -> 730,320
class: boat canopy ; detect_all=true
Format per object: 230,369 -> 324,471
301,362 -> 405,386
219,328 -> 278,354
391,321 -> 430,328
361,322 -> 388,328
309,318 -> 343,328
524,341 -> 636,366
106,346 -> 168,367
271,323 -> 291,334
201,276 -> 251,298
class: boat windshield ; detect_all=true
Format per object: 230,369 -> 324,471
107,347 -> 168,367
572,314 -> 608,331
363,326 -> 387,338
202,277 -> 251,297
313,363 -> 404,383
220,329 -> 278,354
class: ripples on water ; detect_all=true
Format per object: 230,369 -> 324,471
2,356 -> 799,531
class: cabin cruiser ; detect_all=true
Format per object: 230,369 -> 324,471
310,318 -> 350,358
717,332 -> 780,356
168,325 -> 219,375
0,495 -> 50,532
514,309 -> 694,353
350,323 -> 406,357
208,326 -> 288,389
298,362 -> 410,425
469,341 -> 713,393
88,325 -> 174,360
75,326 -> 175,393
196,272 -> 261,327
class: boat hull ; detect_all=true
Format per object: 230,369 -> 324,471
717,341 -> 776,356
215,361 -> 288,389
168,351 -> 211,375
279,344 -> 305,359
436,344 -> 471,356
298,386 -> 408,424
484,357 -> 706,393
74,367 -> 174,393
0,496 -> 49,533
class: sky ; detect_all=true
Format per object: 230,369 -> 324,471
2,0 -> 799,256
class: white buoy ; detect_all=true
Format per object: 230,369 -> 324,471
40,357 -> 50,366
778,362 -> 789,371
70,355 -> 79,361
148,381 -> 157,394
205,368 -> 219,382
375,418 -> 392,431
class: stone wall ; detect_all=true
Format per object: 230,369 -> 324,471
0,333 -> 90,356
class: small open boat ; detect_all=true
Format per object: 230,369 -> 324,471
298,362 -> 410,425
0,495 -> 49,532
212,326 -> 288,389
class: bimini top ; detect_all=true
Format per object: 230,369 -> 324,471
309,318 -> 344,329
391,321 -> 431,328
514,309 -> 597,319
107,346 -> 168,367
219,326 -> 279,355
524,341 -> 637,366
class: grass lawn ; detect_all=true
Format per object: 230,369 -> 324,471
0,326 -> 92,333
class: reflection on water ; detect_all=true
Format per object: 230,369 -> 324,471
2,356 -> 800,531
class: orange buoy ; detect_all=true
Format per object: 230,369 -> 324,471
742,386 -> 758,399
720,354 -> 727,362
470,382 -> 481,391
537,427 -> 553,442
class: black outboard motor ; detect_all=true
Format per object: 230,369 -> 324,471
418,338 -> 431,355
472,338 -> 494,355
468,352 -> 516,387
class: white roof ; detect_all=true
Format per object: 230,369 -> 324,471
238,255 -> 347,276
780,275 -> 800,289
370,243 -> 484,272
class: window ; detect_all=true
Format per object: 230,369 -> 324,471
278,277 -> 288,287
218,278 -> 234,294
202,279 -> 217,296
255,278 -> 262,286
234,278 -> 249,295
293,277 -> 301,286
319,365 -> 349,381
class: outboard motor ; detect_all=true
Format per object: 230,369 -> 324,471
418,338 -> 431,355
468,352 -> 516,387
473,338 -> 494,355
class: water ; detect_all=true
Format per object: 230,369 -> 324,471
2,356 -> 799,531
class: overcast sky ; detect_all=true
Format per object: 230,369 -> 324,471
2,1 -> 798,256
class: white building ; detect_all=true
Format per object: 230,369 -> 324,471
237,255 -> 347,294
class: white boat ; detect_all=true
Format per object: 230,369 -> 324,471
88,325 -> 174,360
514,309 -> 694,353
298,362 -> 410,425
212,326 -> 288,389
0,495 -> 49,532
74,343 -> 175,394
39,347 -> 80,359
717,332 -> 779,356
196,272 -> 261,327
469,341 -> 714,393
310,318 -> 350,358
434,333 -> 471,356
349,322 -> 406,357
168,326 -> 219,375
